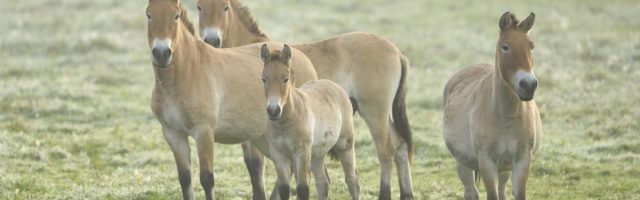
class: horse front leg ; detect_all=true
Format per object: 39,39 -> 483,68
478,153 -> 499,200
242,142 -> 267,200
195,125 -> 216,200
293,148 -> 311,200
511,153 -> 532,200
269,144 -> 292,200
163,127 -> 194,200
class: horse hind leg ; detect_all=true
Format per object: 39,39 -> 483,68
357,102 -> 394,200
242,142 -> 267,200
456,162 -> 479,200
333,138 -> 360,200
310,157 -> 330,200
391,119 -> 414,199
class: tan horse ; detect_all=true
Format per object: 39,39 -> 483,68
443,12 -> 542,200
145,1 -> 318,199
196,1 -> 413,199
260,44 -> 360,200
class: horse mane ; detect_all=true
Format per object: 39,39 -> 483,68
179,6 -> 196,36
230,0 -> 267,38
268,50 -> 283,61
267,49 -> 295,81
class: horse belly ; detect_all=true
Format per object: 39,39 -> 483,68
213,114 -> 266,144
310,118 -> 341,158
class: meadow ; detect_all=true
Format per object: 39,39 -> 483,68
1,0 -> 639,199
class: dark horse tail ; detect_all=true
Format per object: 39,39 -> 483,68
393,54 -> 413,164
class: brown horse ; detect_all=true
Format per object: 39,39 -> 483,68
196,1 -> 413,199
260,44 -> 360,200
443,12 -> 542,200
145,0 -> 318,199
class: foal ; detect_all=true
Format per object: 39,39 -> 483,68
260,44 -> 360,200
443,12 -> 542,200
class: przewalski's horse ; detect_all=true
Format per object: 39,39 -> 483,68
260,44 -> 360,200
443,12 -> 542,200
196,1 -> 413,199
145,0 -> 318,199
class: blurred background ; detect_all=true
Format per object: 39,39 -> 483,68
1,0 -> 638,199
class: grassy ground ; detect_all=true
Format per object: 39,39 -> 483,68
1,0 -> 639,199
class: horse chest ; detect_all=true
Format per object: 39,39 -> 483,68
471,117 -> 535,168
159,100 -> 194,134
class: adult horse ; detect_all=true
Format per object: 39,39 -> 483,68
443,12 -> 542,200
196,1 -> 414,199
145,0 -> 317,199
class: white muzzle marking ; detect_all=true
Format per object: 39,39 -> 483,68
202,27 -> 222,47
513,69 -> 538,100
152,38 -> 172,50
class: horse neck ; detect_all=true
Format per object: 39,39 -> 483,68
224,7 -> 270,47
153,24 -> 200,94
492,51 -> 525,117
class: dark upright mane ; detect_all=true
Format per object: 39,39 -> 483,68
179,6 -> 196,36
230,0 -> 267,38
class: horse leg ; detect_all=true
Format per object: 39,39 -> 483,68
242,142 -> 267,200
512,153 -> 532,200
391,122 -> 414,200
358,103 -> 394,200
455,162 -> 479,200
478,153 -> 499,200
310,158 -> 329,200
162,127 -> 194,200
498,171 -> 510,200
194,126 -> 216,200
269,142 -> 292,200
269,164 -> 294,200
334,139 -> 361,200
293,148 -> 311,200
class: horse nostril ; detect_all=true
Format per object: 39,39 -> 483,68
205,37 -> 221,48
152,48 -> 171,58
519,79 -> 538,92
163,49 -> 172,58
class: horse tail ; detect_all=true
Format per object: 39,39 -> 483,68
392,54 -> 413,164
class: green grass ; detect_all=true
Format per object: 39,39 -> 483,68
1,0 -> 639,199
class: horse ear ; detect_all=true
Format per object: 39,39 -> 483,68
281,44 -> 292,66
519,12 -> 535,32
260,44 -> 270,64
499,12 -> 517,32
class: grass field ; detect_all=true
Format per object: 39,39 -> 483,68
1,0 -> 639,199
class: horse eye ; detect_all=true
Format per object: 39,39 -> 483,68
173,13 -> 180,21
530,45 -> 535,50
501,44 -> 510,52
283,78 -> 289,83
146,13 -> 151,20
261,78 -> 266,83
197,4 -> 203,12
223,5 -> 229,12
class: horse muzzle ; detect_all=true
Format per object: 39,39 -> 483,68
152,47 -> 172,67
266,105 -> 282,121
517,78 -> 538,101
202,27 -> 222,48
